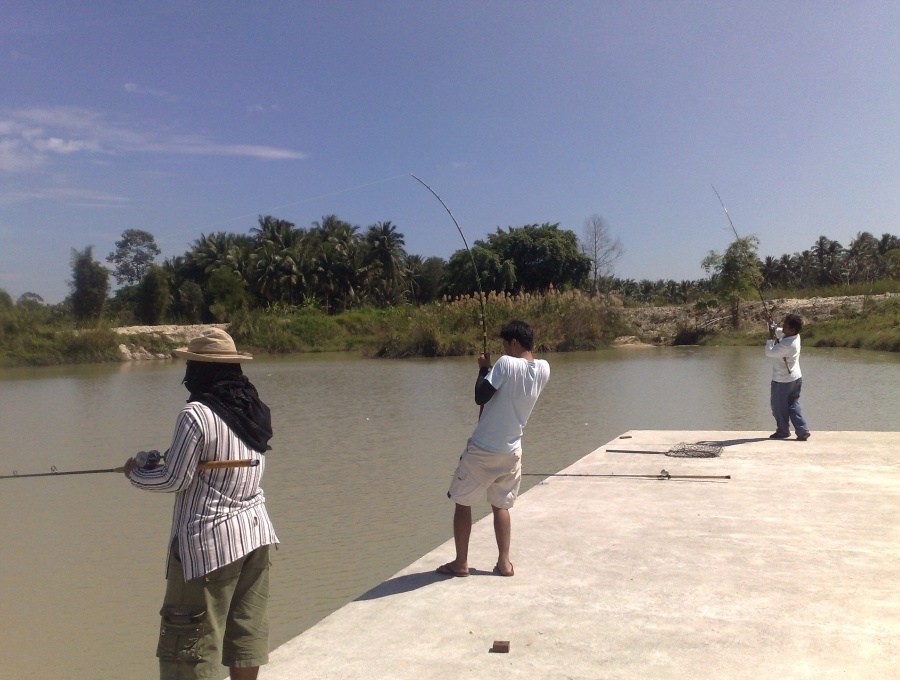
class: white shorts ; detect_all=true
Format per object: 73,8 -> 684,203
447,439 -> 522,509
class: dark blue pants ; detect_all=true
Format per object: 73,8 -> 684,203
770,378 -> 809,436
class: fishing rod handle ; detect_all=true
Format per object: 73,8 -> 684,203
198,460 -> 260,470
118,459 -> 260,474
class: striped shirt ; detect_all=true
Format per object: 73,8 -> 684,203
130,402 -> 278,581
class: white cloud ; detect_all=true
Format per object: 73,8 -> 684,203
123,82 -> 179,101
174,143 -> 305,160
38,137 -> 102,154
0,138 -> 42,172
248,104 -> 282,113
6,186 -> 130,204
0,106 -> 307,173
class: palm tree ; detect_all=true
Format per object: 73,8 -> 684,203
845,232 -> 880,283
812,236 -> 844,285
760,256 -> 779,290
310,215 -> 365,312
188,232 -> 236,276
251,241 -> 289,305
364,221 -> 408,306
252,216 -> 296,250
877,233 -> 900,255
774,254 -> 796,288
794,250 -> 816,288
249,216 -> 312,306
222,239 -> 253,283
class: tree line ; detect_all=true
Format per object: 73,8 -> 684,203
1,214 -> 898,327
40,217 -> 595,325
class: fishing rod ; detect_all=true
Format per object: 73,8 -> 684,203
1,459 -> 259,480
711,185 -> 774,325
410,173 -> 487,355
523,469 -> 731,481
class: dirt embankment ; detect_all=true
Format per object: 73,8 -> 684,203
113,323 -> 228,360
618,293 -> 896,346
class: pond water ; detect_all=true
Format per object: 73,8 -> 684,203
0,346 -> 897,679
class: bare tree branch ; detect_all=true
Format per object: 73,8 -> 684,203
580,214 -> 624,296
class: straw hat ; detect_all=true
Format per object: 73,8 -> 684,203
173,328 -> 253,363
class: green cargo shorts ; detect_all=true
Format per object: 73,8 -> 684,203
157,542 -> 271,680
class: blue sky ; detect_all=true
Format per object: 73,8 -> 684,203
1,1 -> 897,304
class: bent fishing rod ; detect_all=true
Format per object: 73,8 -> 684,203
711,185 -> 774,325
410,173 -> 487,355
523,469 -> 730,481
1,459 -> 259,480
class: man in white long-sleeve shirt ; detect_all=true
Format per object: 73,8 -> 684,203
765,313 -> 811,441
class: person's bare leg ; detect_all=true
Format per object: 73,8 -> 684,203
450,503 -> 472,573
492,505 -> 513,575
230,666 -> 259,680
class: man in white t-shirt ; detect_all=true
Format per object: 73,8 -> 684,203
437,320 -> 550,578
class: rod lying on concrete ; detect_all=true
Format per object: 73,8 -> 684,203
1,459 -> 260,480
523,469 -> 730,481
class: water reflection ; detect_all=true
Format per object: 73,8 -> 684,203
0,346 -> 897,679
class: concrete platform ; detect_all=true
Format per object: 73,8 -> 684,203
261,430 -> 900,679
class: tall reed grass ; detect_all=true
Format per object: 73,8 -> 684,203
373,288 -> 630,357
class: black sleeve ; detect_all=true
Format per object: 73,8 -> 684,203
474,367 -> 497,406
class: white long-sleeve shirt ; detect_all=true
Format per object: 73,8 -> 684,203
765,332 -> 802,383
130,402 -> 278,581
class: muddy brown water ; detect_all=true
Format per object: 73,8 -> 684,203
1,347 -> 897,679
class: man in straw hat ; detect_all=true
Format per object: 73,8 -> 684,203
123,328 -> 277,680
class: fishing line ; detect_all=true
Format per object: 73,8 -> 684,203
711,185 -> 774,324
409,173 -> 487,354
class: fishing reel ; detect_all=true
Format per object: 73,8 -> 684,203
134,450 -> 163,470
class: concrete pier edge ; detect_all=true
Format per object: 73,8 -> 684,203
261,430 -> 900,679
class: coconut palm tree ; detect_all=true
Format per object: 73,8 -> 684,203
364,221 -> 408,306
310,215 -> 366,312
249,216 -> 313,306
188,232 -> 236,275
812,236 -> 844,285
760,256 -> 779,289
845,231 -> 881,283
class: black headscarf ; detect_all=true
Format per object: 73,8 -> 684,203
183,361 -> 273,452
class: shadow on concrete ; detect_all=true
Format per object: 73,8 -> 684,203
356,567 -> 500,601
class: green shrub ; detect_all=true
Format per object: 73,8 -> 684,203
805,297 -> 900,351
57,327 -> 122,363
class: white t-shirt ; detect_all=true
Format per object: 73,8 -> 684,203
470,355 -> 550,453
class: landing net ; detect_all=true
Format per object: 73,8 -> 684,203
665,442 -> 722,458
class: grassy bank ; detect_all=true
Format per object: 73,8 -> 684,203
688,296 -> 899,352
2,290 -> 897,367
0,322 -> 123,367
229,289 -> 631,357
803,295 -> 899,352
